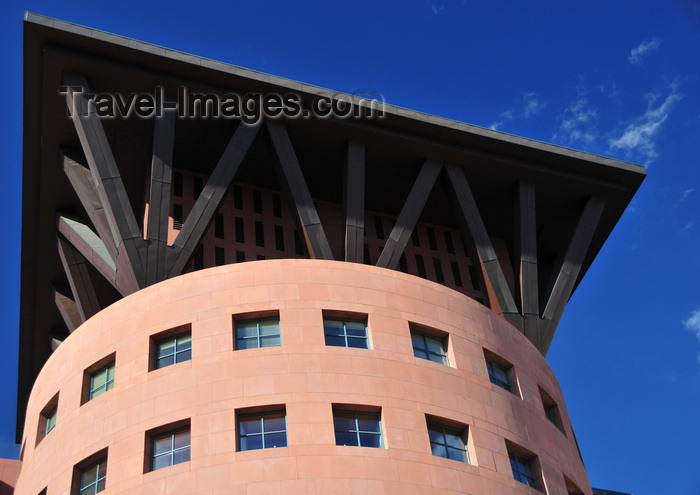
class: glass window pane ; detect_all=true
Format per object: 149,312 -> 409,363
95,478 -> 106,493
428,426 -> 443,443
323,320 -> 344,336
81,465 -> 97,487
91,371 -> 106,389
414,349 -> 429,360
357,415 -> 380,432
264,414 -> 286,432
359,433 -> 381,448
411,332 -> 425,347
265,432 -> 287,448
325,335 -> 346,347
173,446 -> 190,464
258,320 -> 279,336
431,443 -> 447,458
347,337 -> 367,349
157,355 -> 175,368
236,324 -> 258,339
425,336 -> 444,354
240,434 -> 263,451
153,435 -> 172,455
177,334 -> 192,348
447,446 -> 465,462
335,430 -> 357,446
173,430 -> 190,450
153,454 -> 172,470
239,417 -> 262,435
157,339 -> 175,357
333,414 -> 355,431
177,349 -> 192,362
260,335 -> 281,347
236,338 -> 258,350
445,431 -> 464,449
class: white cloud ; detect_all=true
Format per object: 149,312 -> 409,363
489,93 -> 544,130
628,38 -> 661,65
681,188 -> 694,202
683,309 -> 700,364
523,92 -> 545,118
555,97 -> 598,145
608,86 -> 682,165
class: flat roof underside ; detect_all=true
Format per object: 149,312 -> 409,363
18,13 -> 645,440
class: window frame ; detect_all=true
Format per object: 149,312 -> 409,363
36,392 -> 59,446
234,314 -> 281,350
506,442 -> 541,490
483,350 -> 518,396
151,327 -> 193,371
323,314 -> 369,349
82,355 -> 116,405
150,426 -> 191,472
237,408 -> 288,451
332,407 -> 383,449
539,386 -> 566,435
410,325 -> 449,365
426,420 -> 470,463
72,449 -> 108,495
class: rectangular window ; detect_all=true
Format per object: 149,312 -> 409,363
539,386 -> 565,434
324,317 -> 368,349
450,261 -> 463,287
415,254 -> 426,278
154,332 -> 192,369
255,221 -> 265,247
444,230 -> 455,254
426,226 -> 437,250
363,243 -> 371,265
294,229 -> 305,255
215,246 -> 225,266
235,217 -> 245,243
235,317 -> 281,349
468,264 -> 481,290
508,446 -> 539,489
333,409 -> 382,448
427,420 -> 470,463
45,407 -> 57,436
173,203 -> 183,230
398,253 -> 408,273
78,457 -> 107,494
238,410 -> 287,451
214,213 -> 224,239
253,189 -> 263,213
193,244 -> 204,270
173,172 -> 183,197
151,427 -> 190,471
37,392 -> 60,445
193,176 -> 204,200
411,229 -> 420,247
432,258 -> 445,283
374,215 -> 385,239
235,250 -> 245,263
274,225 -> 285,251
485,355 -> 513,393
233,184 -> 243,209
272,193 -> 282,218
411,328 -> 449,365
89,363 -> 115,401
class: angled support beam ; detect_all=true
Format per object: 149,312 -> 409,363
57,235 -> 100,322
50,338 -> 64,352
57,215 -> 126,296
62,72 -> 145,289
376,160 -> 443,269
444,164 -> 519,324
62,151 -> 119,262
267,120 -> 334,260
167,122 -> 261,276
514,182 -> 541,342
53,286 -> 82,333
147,101 -> 176,284
343,141 -> 365,263
540,196 -> 606,354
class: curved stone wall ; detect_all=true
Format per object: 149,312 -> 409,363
16,260 -> 590,495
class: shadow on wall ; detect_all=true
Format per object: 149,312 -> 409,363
0,480 -> 13,495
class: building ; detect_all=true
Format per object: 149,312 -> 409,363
11,13 -> 645,495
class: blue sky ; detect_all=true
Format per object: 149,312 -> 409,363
1,1 -> 699,494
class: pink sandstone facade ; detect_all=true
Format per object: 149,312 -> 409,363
16,260 -> 589,495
